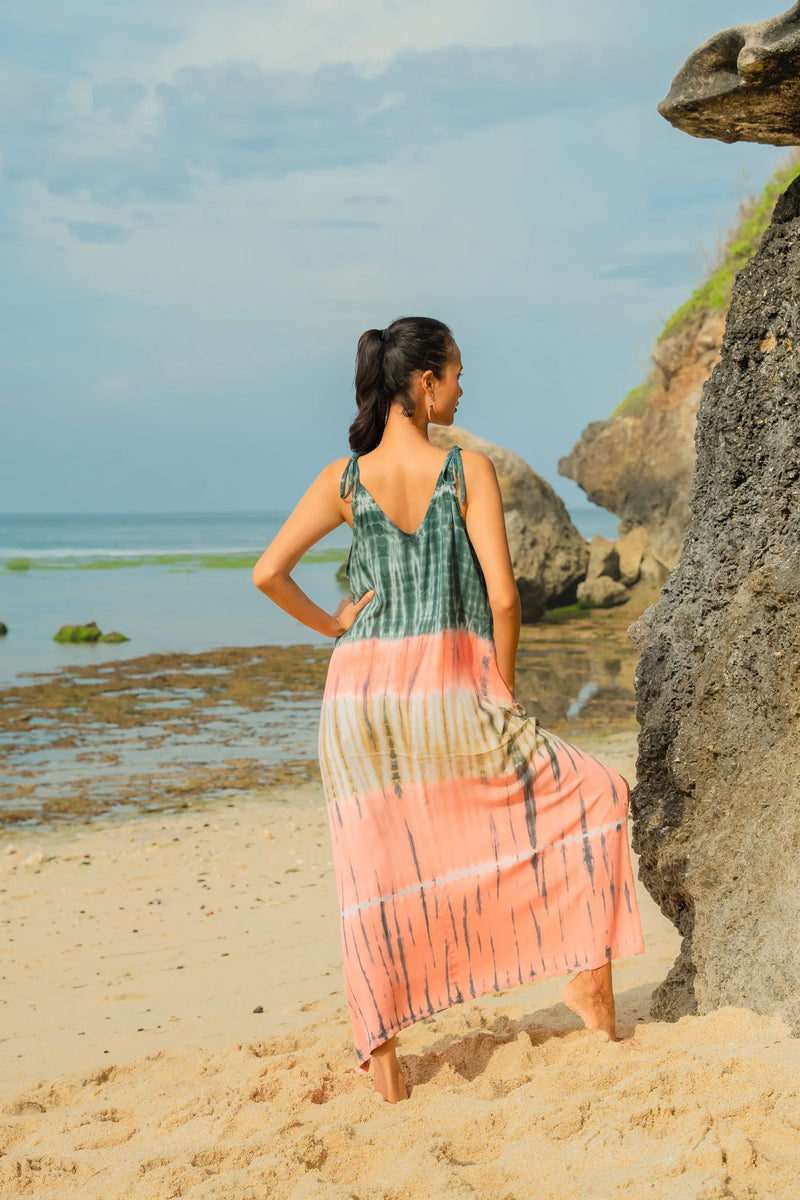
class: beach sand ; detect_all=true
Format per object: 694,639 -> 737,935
1,734 -> 799,1199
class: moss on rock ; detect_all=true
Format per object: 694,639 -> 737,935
53,622 -> 103,644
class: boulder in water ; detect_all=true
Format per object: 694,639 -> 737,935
53,622 -> 103,644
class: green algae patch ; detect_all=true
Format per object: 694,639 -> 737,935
542,603 -> 590,623
3,548 -> 349,572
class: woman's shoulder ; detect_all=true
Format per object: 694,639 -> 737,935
458,447 -> 497,477
301,455 -> 356,498
455,448 -> 502,505
323,452 -> 356,478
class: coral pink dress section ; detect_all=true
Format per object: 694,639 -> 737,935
318,446 -> 645,1073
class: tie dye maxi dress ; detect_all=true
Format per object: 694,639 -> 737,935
318,444 -> 645,1074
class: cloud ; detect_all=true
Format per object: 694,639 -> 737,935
64,219 -> 128,243
1,43 -> 659,207
342,194 -> 392,205
152,45 -> 655,183
285,218 -> 380,231
92,78 -> 146,121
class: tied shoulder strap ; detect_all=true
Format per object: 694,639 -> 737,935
340,453 -> 359,500
450,445 -> 467,504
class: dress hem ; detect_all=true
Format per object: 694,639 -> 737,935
354,935 -> 647,1074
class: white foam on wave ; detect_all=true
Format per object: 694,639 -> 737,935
0,546 -> 263,560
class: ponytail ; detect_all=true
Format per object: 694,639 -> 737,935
348,316 -> 455,453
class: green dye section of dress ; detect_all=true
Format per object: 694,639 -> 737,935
338,446 -> 495,645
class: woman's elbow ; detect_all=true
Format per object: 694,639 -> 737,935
253,561 -> 278,592
489,585 -> 521,615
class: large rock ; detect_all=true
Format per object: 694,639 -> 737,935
617,526 -> 649,587
629,173 -> 800,1033
557,308 -> 721,569
658,2 -> 800,146
429,425 -> 588,621
576,577 -> 628,609
53,621 -> 103,644
587,535 -> 620,581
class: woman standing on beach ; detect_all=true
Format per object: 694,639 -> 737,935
253,316 -> 645,1103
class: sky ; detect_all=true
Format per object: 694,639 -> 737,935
0,0 -> 790,515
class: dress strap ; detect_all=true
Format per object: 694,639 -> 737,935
450,445 -> 466,503
340,453 -> 359,499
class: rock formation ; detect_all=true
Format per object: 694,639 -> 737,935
428,426 -> 588,620
629,150 -> 800,1027
559,154 -> 800,577
576,575 -> 628,609
558,311 -> 723,573
658,2 -> 800,146
54,621 -> 103,644
575,530 -> 650,608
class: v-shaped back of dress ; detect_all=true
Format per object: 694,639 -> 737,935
342,445 -> 466,538
336,444 -> 494,645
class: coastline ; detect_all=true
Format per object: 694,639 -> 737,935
1,595 -> 648,829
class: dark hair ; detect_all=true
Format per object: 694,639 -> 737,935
348,316 -> 456,453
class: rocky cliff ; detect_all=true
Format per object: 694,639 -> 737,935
631,7 -> 800,1033
559,154 -> 800,574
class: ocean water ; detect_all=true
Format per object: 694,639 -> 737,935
0,505 -> 618,686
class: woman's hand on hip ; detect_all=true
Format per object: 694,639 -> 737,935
333,589 -> 375,636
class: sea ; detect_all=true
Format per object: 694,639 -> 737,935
0,506 -> 618,687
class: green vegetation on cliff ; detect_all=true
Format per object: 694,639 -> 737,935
613,373 -> 659,419
658,154 -> 800,343
613,151 -> 800,419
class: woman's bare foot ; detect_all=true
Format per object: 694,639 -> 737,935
561,962 -> 634,1043
371,1034 -> 409,1103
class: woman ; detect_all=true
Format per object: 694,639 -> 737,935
253,316 -> 645,1104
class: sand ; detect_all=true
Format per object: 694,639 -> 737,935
1,735 -> 799,1199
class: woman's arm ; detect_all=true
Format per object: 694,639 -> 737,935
460,451 -> 521,697
252,457 -> 373,639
